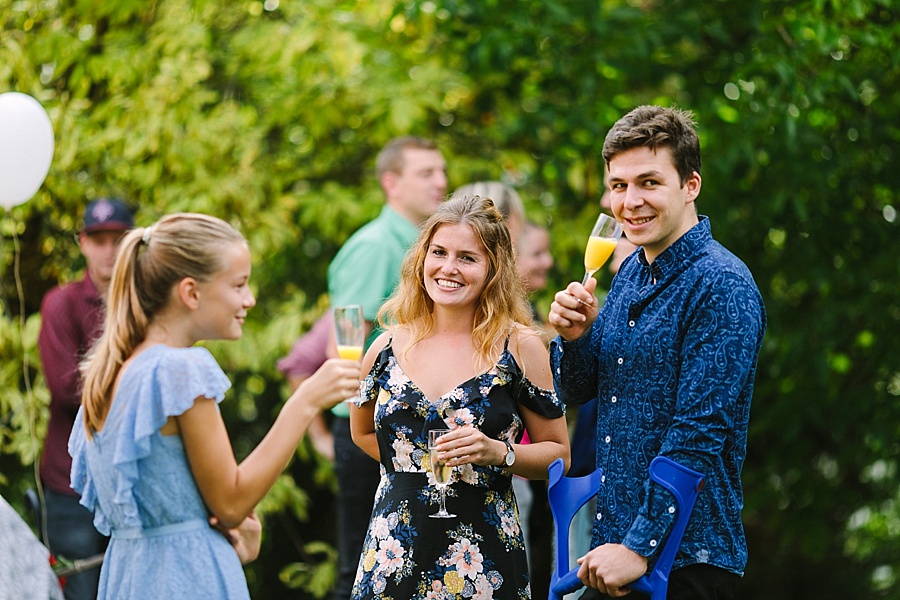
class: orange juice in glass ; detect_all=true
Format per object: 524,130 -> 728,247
581,214 -> 623,286
332,305 -> 364,401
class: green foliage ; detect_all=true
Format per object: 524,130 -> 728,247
0,307 -> 47,484
279,540 -> 338,599
1,0 -> 898,597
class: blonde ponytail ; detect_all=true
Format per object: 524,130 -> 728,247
81,228 -> 150,436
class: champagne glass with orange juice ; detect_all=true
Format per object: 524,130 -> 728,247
332,305 -> 365,401
582,214 -> 623,286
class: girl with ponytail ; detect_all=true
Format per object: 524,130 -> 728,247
69,213 -> 361,599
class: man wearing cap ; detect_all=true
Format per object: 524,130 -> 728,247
38,198 -> 134,600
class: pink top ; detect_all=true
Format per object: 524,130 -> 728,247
276,313 -> 331,378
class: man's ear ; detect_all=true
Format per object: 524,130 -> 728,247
176,277 -> 201,310
684,171 -> 702,205
380,171 -> 398,199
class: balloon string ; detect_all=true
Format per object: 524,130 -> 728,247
8,217 -> 47,542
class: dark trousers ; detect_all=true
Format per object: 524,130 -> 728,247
331,417 -> 381,600
44,486 -> 108,600
528,479 -> 553,600
578,563 -> 740,600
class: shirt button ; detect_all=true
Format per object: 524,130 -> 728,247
596,512 -> 603,520
629,320 -> 635,327
601,475 -> 606,483
617,357 -> 624,364
649,540 -> 658,547
668,506 -> 675,514
611,396 -> 617,403
604,436 -> 611,443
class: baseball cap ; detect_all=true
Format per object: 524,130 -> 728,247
82,198 -> 134,234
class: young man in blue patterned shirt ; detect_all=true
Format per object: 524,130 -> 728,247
549,105 -> 766,599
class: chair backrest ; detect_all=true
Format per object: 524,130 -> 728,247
547,456 -> 704,600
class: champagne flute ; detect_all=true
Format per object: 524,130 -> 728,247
427,429 -> 456,519
332,305 -> 365,401
582,213 -> 623,286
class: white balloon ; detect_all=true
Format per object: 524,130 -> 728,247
0,92 -> 55,209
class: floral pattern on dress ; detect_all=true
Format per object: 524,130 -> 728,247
356,500 -> 417,597
351,340 -> 562,600
410,524 -> 524,600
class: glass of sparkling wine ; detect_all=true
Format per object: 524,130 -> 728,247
332,305 -> 364,401
427,429 -> 456,519
582,213 -> 624,286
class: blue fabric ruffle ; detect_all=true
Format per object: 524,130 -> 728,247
69,345 -> 231,535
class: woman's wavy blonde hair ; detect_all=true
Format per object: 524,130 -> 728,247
80,213 -> 245,437
378,195 -> 533,370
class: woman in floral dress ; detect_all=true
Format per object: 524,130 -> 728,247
349,195 -> 570,599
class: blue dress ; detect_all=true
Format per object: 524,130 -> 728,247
351,340 -> 564,600
68,345 -> 250,599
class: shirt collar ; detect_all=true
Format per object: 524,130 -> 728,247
380,204 -> 421,243
82,271 -> 104,305
637,215 -> 712,281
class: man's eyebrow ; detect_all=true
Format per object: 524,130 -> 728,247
608,170 -> 667,183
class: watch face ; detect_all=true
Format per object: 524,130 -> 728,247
505,449 -> 515,466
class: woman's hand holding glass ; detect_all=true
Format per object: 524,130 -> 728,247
427,429 -> 456,519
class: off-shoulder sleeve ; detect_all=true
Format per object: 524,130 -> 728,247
515,377 -> 564,418
354,343 -> 392,407
498,350 -> 565,418
69,346 -> 231,532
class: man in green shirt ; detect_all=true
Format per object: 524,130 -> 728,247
327,136 -> 447,600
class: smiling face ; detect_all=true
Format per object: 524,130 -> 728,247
607,145 -> 701,264
423,223 -> 490,312
194,241 -> 256,340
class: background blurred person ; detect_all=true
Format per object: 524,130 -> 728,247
39,198 -> 134,600
518,220 -> 555,322
450,180 -> 525,246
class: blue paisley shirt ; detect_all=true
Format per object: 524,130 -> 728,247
550,217 -> 765,576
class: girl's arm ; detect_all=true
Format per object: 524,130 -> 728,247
179,357 -> 361,527
349,333 -> 389,461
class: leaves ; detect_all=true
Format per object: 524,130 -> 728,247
2,0 -> 898,596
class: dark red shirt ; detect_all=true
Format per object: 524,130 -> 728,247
38,274 -> 105,496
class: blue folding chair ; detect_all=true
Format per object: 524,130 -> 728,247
547,456 -> 704,600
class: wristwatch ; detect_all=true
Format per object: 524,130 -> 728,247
500,439 -> 516,468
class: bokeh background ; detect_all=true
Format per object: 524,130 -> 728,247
1,1 -> 897,598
